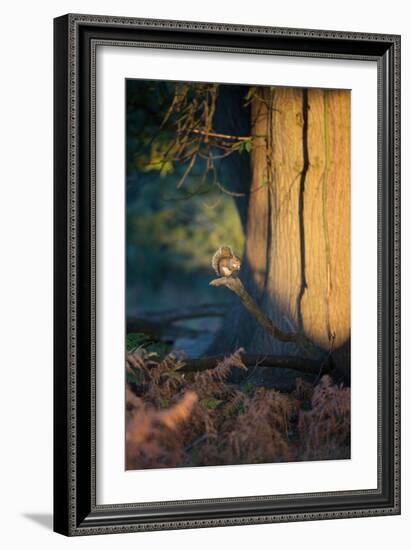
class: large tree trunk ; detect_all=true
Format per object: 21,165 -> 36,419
210,86 -> 351,383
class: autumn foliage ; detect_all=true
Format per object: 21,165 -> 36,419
126,349 -> 350,470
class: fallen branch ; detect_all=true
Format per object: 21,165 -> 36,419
179,353 -> 333,375
126,318 -> 211,341
135,303 -> 226,324
127,304 -> 225,340
210,276 -> 317,356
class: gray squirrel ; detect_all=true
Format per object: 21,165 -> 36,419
211,246 -> 241,278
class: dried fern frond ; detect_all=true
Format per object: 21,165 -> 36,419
126,391 -> 198,469
125,348 -> 350,469
157,391 -> 198,430
193,348 -> 247,399
298,375 -> 350,460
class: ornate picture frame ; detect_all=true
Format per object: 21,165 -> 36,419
53,14 -> 400,536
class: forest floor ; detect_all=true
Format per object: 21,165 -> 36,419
126,348 -> 351,470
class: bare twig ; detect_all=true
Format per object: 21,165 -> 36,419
190,128 -> 256,141
184,433 -> 209,452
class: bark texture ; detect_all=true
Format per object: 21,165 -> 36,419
209,87 -> 351,379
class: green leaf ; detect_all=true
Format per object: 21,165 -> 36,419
126,333 -> 172,356
228,399 -> 245,416
244,86 -> 257,102
242,382 -> 256,397
126,368 -> 143,386
200,398 -> 223,410
147,341 -> 172,356
244,140 -> 252,153
126,332 -> 153,351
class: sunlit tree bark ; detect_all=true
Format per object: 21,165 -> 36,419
210,87 -> 351,379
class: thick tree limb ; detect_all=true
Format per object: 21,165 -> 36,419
210,276 -> 317,356
180,353 -> 333,375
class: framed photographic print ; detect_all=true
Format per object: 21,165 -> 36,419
53,14 -> 401,536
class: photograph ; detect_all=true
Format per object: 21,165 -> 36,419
125,79 -> 352,470
51,10 -> 400,536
